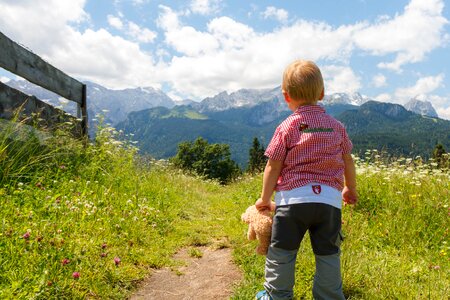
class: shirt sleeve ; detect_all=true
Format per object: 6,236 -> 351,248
341,127 -> 353,154
265,125 -> 288,161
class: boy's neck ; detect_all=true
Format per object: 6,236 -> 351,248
290,100 -> 319,111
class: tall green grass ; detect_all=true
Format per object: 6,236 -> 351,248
1,121 -> 448,299
230,150 -> 449,299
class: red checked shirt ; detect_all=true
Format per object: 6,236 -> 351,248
265,105 -> 353,192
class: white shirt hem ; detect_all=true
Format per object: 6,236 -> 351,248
274,183 -> 342,209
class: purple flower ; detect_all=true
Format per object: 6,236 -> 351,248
61,258 -> 70,266
114,257 -> 121,266
101,243 -> 107,249
23,232 -> 30,239
101,252 -> 107,258
72,272 -> 80,279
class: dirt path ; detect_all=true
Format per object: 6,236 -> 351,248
129,246 -> 243,300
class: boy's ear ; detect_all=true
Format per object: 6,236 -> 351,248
318,88 -> 325,100
282,91 -> 291,103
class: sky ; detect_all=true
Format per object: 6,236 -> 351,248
1,0 -> 450,119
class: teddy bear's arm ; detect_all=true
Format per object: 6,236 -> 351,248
247,225 -> 256,240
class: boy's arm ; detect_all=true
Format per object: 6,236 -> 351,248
342,153 -> 358,205
255,158 -> 283,211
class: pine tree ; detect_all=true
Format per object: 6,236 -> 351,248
247,137 -> 267,173
432,143 -> 448,168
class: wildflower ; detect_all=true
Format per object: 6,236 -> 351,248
72,272 -> 80,279
23,232 -> 30,239
101,252 -> 107,258
61,258 -> 70,265
47,281 -> 53,286
101,243 -> 107,249
59,165 -> 66,170
114,257 -> 121,266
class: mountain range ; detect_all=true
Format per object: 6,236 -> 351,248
3,79 -> 448,166
4,80 -> 175,135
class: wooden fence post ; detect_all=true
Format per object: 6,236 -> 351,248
0,31 -> 88,140
81,84 -> 88,140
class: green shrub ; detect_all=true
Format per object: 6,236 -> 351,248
170,137 -> 240,184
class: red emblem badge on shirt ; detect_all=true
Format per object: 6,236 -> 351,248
312,185 -> 322,194
299,123 -> 309,131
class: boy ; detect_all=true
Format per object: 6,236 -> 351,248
255,60 -> 357,300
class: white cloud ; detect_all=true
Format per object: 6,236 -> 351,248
262,6 -> 289,23
127,21 -> 157,43
322,65 -> 361,94
0,0 -> 159,89
207,17 -> 255,49
108,15 -> 156,43
157,5 -> 359,98
394,74 -> 444,101
354,0 -> 448,71
157,6 -> 219,56
1,0 -> 448,105
190,0 -> 221,15
108,15 -> 124,30
372,74 -> 387,87
436,106 -> 450,120
0,0 -> 88,54
49,29 -> 159,89
374,93 -> 392,102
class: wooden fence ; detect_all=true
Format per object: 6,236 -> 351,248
0,31 -> 88,138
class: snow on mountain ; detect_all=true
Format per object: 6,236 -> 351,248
404,98 -> 438,118
191,87 -> 281,112
323,92 -> 370,106
5,80 -> 176,126
192,87 -> 373,114
85,81 -> 175,125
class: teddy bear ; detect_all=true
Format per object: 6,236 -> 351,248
241,203 -> 275,255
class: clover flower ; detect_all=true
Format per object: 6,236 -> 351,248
114,257 -> 121,266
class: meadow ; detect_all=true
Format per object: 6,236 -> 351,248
0,120 -> 448,299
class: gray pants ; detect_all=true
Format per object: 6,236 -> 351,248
263,203 -> 345,300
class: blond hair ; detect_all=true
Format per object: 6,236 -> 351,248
282,60 -> 324,103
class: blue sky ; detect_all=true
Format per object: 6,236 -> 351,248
1,0 -> 450,118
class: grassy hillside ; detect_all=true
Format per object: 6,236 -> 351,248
338,101 -> 450,158
0,122 -> 449,299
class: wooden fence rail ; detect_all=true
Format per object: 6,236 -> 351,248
0,31 -> 87,138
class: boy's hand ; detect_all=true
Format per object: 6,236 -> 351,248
342,186 -> 358,205
255,198 -> 276,211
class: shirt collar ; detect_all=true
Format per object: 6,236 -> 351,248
294,104 -> 325,114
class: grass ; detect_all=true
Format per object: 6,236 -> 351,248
0,121 -> 449,299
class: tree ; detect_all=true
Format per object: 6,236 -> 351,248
247,137 -> 267,174
432,143 -> 448,168
171,137 -> 240,184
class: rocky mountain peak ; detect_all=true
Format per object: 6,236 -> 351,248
404,98 -> 438,118
360,101 -> 412,120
